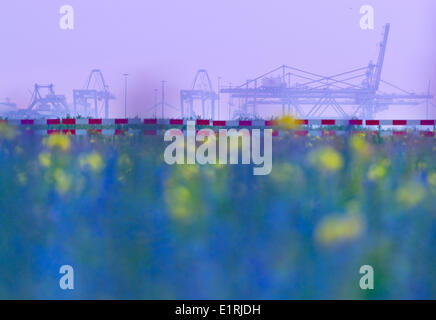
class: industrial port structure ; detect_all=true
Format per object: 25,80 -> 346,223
220,24 -> 432,119
0,24 -> 433,120
73,69 -> 115,119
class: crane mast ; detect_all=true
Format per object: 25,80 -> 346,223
372,23 -> 390,91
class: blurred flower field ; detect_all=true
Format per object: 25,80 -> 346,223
0,123 -> 435,299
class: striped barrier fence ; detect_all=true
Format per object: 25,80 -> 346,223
2,118 -> 435,126
0,118 -> 434,136
15,129 -> 435,137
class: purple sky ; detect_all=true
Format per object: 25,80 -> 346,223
0,0 -> 435,119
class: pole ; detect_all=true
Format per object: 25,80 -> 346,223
217,77 -> 221,120
123,74 -> 128,118
161,80 -> 165,119
228,82 -> 232,120
426,80 -> 431,120
154,89 -> 158,118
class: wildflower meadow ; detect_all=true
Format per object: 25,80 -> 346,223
0,122 -> 435,299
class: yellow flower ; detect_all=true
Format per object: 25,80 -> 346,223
39,152 -> 52,167
118,154 -> 132,168
278,115 -> 298,130
116,154 -> 133,182
0,122 -> 18,140
354,131 -> 366,137
80,152 -> 104,172
309,147 -> 343,172
43,135 -> 71,152
315,214 -> 364,246
166,185 -> 193,220
350,135 -> 371,159
270,162 -> 304,185
178,165 -> 200,180
53,168 -> 72,195
428,172 -> 436,187
271,163 -> 294,183
429,172 -> 436,194
396,182 -> 425,209
367,159 -> 390,181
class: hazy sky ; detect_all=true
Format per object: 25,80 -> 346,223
0,0 -> 435,118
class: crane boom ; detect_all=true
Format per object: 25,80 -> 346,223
372,23 -> 390,91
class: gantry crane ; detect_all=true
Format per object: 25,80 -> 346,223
221,24 -> 433,119
22,84 -> 70,118
0,98 -> 17,118
180,69 -> 219,119
73,69 -> 115,118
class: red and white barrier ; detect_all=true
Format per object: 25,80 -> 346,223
1,118 -> 433,127
26,129 -> 434,137
0,118 -> 433,137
